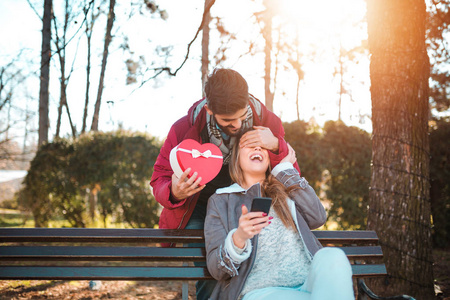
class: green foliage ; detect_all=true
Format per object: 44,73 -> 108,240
284,120 -> 371,229
19,140 -> 76,227
321,121 -> 371,229
285,118 -> 449,240
19,130 -> 161,228
426,1 -> 450,114
430,118 -> 450,248
283,120 -> 322,190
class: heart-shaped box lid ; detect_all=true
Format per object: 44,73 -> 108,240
170,139 -> 223,185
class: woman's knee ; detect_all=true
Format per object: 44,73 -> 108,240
316,247 -> 346,259
313,247 -> 352,273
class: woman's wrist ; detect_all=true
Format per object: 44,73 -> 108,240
232,231 -> 247,249
271,161 -> 294,177
225,229 -> 252,262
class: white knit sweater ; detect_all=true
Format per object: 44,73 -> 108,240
240,207 -> 312,296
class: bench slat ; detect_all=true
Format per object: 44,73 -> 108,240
337,246 -> 383,259
0,246 -> 206,261
0,228 -> 205,243
0,266 -> 211,280
0,264 -> 387,279
0,246 -> 382,261
352,264 -> 387,277
313,230 -> 379,243
0,228 -> 378,244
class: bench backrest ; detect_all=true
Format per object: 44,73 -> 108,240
0,228 -> 386,280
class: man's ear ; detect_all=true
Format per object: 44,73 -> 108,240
204,104 -> 213,116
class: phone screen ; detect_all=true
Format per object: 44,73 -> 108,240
250,197 -> 272,214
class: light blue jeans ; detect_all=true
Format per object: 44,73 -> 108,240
243,247 -> 354,300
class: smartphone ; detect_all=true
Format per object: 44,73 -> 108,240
250,197 -> 272,214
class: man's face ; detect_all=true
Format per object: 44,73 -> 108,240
205,106 -> 248,137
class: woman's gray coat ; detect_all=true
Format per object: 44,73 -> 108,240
204,165 -> 327,300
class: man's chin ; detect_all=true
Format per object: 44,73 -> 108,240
225,128 -> 241,137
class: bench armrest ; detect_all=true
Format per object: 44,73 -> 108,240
357,279 -> 416,300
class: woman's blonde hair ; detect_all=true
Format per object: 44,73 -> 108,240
230,141 -> 298,231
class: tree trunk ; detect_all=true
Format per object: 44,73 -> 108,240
38,0 -> 52,146
82,27 -> 92,134
91,0 -> 115,132
55,66 -> 65,138
295,77 -> 300,121
292,32 -> 303,122
262,5 -> 274,112
64,96 -> 76,137
55,0 -> 67,138
201,0 -> 211,96
54,0 -> 76,139
82,1 -> 95,134
338,42 -> 344,121
367,0 -> 434,299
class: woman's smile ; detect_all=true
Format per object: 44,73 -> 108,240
240,146 -> 270,174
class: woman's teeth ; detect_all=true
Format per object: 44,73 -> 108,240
250,154 -> 263,161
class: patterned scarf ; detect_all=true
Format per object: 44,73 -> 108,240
206,105 -> 253,164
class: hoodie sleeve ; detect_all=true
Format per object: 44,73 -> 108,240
150,123 -> 190,209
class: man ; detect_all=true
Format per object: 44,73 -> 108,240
150,68 -> 300,299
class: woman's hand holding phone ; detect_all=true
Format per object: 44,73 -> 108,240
232,204 -> 272,249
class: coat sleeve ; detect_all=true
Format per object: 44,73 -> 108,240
205,195 -> 250,281
150,124 -> 189,209
272,162 -> 326,229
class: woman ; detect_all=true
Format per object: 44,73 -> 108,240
204,141 -> 354,300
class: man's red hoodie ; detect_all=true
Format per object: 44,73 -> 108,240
150,96 -> 300,230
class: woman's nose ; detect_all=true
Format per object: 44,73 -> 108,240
254,146 -> 262,151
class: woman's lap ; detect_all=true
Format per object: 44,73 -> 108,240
242,286 -> 310,300
242,248 -> 354,300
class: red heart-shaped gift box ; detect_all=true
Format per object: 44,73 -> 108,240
170,139 -> 223,185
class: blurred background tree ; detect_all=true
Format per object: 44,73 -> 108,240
367,0 -> 434,298
320,121 -> 371,229
430,118 -> 450,248
426,0 -> 450,115
284,120 -> 371,230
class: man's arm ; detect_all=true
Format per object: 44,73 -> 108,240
239,126 -> 279,152
150,126 -> 187,209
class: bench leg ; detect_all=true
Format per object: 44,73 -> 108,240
182,281 -> 189,300
182,257 -> 189,300
357,279 -> 416,300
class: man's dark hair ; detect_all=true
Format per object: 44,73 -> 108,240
204,68 -> 249,115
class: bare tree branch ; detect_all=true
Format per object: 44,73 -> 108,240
169,0 -> 216,76
26,0 -> 43,21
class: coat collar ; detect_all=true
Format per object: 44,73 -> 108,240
216,182 -> 261,195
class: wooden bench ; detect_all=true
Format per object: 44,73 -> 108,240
0,228 -> 415,300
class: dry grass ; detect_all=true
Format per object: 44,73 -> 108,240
0,280 -> 197,300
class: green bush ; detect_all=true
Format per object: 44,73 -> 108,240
19,130 -> 161,228
320,121 -> 371,229
283,120 -> 323,189
284,120 -> 371,229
